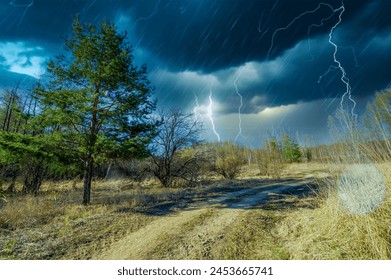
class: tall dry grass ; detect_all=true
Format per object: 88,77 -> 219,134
0,196 -> 65,229
275,107 -> 391,259
277,164 -> 390,259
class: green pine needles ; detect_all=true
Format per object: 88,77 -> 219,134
35,17 -> 157,204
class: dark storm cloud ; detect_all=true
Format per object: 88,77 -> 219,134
128,0 -> 390,112
1,1 -> 390,123
129,0 -> 379,72
2,0 -> 388,69
0,0 -> 130,48
149,26 -> 391,115
240,31 -> 391,112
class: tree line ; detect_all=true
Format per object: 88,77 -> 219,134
1,18 -> 390,204
0,18 -> 157,204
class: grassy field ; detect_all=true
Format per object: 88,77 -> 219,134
0,162 -> 390,260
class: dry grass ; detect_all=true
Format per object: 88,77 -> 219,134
0,196 -> 64,230
275,163 -> 391,259
1,158 -> 390,260
0,161 -> 333,260
0,179 -> 201,260
272,108 -> 391,259
219,210 -> 288,260
206,161 -> 391,260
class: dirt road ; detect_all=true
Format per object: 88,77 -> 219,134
95,178 -> 316,259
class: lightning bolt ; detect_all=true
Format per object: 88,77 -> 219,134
267,1 -> 357,119
257,12 -> 270,39
208,90 -> 221,142
306,3 -> 336,61
267,2 -> 333,60
135,0 -> 161,24
318,65 -> 339,83
234,70 -> 243,143
341,46 -> 359,67
9,0 -> 34,29
327,3 -> 357,119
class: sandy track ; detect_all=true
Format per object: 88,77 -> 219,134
95,179 -> 314,260
161,208 -> 243,259
96,208 -> 207,259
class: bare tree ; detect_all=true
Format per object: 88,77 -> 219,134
149,108 -> 205,188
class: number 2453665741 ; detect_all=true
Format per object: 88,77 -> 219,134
210,266 -> 273,276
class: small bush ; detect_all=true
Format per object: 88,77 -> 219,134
213,142 -> 246,179
255,138 -> 284,178
282,133 -> 302,163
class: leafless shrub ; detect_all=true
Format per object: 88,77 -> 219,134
149,108 -> 206,188
255,138 -> 284,178
212,141 -> 246,180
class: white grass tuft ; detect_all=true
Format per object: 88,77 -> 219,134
337,164 -> 386,215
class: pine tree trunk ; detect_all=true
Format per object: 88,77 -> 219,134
83,156 -> 94,205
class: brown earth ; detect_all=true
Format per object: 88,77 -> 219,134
95,177 -> 318,259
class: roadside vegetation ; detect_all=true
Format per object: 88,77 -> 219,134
0,17 -> 390,260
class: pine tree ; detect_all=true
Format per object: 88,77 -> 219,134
35,17 -> 157,204
282,132 -> 302,163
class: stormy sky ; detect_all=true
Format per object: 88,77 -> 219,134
0,0 -> 390,146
